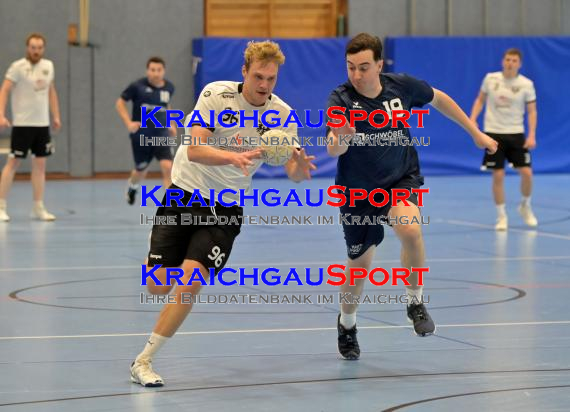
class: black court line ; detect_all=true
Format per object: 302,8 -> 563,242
54,287 -> 470,299
8,276 -> 526,315
382,384 -> 570,411
1,368 -> 568,407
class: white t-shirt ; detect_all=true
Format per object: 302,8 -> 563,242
481,72 -> 536,134
5,58 -> 54,127
172,81 -> 297,203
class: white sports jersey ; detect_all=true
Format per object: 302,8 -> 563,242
481,72 -> 536,134
172,81 -> 297,203
5,58 -> 54,127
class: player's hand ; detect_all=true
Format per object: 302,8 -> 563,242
127,121 -> 141,133
52,117 -> 61,132
473,131 -> 498,154
330,119 -> 356,142
0,116 -> 11,130
169,126 -> 177,137
524,136 -> 536,150
231,149 -> 263,176
291,148 -> 317,180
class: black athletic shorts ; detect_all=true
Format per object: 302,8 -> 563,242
130,131 -> 173,171
10,126 -> 53,158
340,174 -> 424,260
147,184 -> 243,275
481,132 -> 531,170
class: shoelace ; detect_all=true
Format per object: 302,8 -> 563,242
410,306 -> 427,321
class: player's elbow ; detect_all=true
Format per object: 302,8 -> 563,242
186,145 -> 199,162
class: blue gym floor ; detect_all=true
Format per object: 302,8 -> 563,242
1,175 -> 569,411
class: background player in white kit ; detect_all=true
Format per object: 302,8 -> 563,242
470,48 -> 538,230
130,40 -> 316,387
0,33 -> 61,222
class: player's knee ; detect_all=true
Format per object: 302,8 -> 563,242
518,167 -> 532,178
147,283 -> 173,295
493,170 -> 505,181
145,266 -> 173,295
395,223 -> 422,245
178,262 -> 208,293
176,279 -> 203,296
6,157 -> 21,170
32,160 -> 46,172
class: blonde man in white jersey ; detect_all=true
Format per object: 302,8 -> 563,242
130,40 -> 316,387
470,48 -> 538,231
0,33 -> 61,222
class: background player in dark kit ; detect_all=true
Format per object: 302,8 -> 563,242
116,56 -> 176,205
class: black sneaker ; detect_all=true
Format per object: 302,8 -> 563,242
126,186 -> 138,205
337,314 -> 360,360
407,303 -> 436,336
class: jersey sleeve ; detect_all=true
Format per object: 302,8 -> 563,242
5,61 -> 20,83
401,74 -> 434,107
325,90 -> 348,137
480,74 -> 490,94
185,85 -> 218,132
525,80 -> 536,103
120,82 -> 137,101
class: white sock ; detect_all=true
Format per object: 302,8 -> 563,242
521,196 -> 531,207
128,178 -> 140,189
406,287 -> 424,306
136,332 -> 169,362
496,204 -> 506,217
33,201 -> 45,210
0,199 -> 6,209
340,310 -> 356,329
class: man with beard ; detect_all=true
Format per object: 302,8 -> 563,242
0,33 -> 61,221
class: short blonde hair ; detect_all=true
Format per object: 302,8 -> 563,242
243,40 -> 285,70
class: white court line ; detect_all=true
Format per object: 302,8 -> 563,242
1,255 -> 570,273
446,219 -> 570,241
1,320 -> 569,341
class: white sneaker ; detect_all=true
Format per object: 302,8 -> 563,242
0,208 -> 10,222
518,204 -> 538,227
495,214 -> 508,231
31,206 -> 56,221
130,358 -> 164,387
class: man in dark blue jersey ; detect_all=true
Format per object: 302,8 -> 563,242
327,33 -> 498,360
116,56 -> 177,205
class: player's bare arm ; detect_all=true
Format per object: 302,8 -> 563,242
115,97 -> 141,133
326,121 -> 356,157
186,125 -> 263,176
0,79 -> 13,129
430,88 -> 498,154
469,90 -> 487,124
49,82 -> 61,131
524,101 -> 537,149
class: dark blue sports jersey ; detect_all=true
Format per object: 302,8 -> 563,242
326,73 -> 434,191
120,77 -> 175,130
